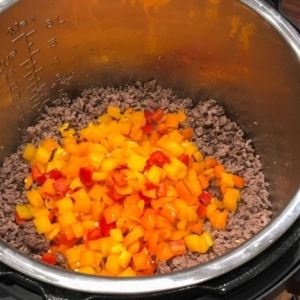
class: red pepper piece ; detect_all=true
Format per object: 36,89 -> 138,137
145,182 -> 158,191
47,169 -> 63,180
36,169 -> 63,185
111,171 -> 127,187
53,177 -> 69,195
15,212 -> 29,226
179,154 -> 190,167
107,187 -> 126,202
152,109 -> 164,123
48,210 -> 56,223
199,191 -> 213,206
144,110 -> 153,124
57,234 -> 80,248
79,167 -> 94,188
41,252 -> 56,265
157,183 -> 167,197
138,191 -> 152,206
143,165 -> 151,173
141,124 -> 153,135
87,228 -> 102,240
147,151 -> 170,168
197,203 -> 206,218
31,166 -> 42,181
100,218 -> 116,237
36,174 -> 48,185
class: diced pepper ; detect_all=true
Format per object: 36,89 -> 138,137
199,191 -> 213,206
79,167 -> 94,188
118,267 -> 136,277
144,110 -> 153,124
103,204 -> 123,224
33,216 -> 53,234
100,218 -> 117,237
107,105 -> 121,120
146,151 -> 170,168
168,239 -> 186,256
205,157 -> 218,169
127,153 -> 147,172
151,109 -> 164,123
233,175 -> 245,189
179,154 -> 190,167
53,177 -> 69,195
141,124 -> 153,135
214,164 -> 226,179
87,228 -> 102,240
31,166 -> 42,181
23,144 -> 37,162
223,189 -> 240,212
111,171 -> 127,187
41,252 -> 56,265
221,173 -> 235,188
15,212 -> 29,226
197,203 -> 206,218
26,189 -> 44,208
107,187 -> 126,202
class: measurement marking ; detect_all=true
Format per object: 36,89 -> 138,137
20,59 -> 29,67
30,49 -> 40,56
13,29 -> 47,105
42,98 -> 51,104
23,71 -> 32,79
30,94 -> 38,101
26,82 -> 36,90
34,66 -> 43,73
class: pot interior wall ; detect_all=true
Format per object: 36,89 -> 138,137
0,0 -> 299,217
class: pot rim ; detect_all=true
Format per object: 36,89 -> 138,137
0,0 -> 299,295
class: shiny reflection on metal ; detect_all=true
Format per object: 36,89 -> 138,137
0,0 -> 299,295
0,0 -> 18,13
241,0 -> 300,59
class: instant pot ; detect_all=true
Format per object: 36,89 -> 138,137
0,0 -> 299,299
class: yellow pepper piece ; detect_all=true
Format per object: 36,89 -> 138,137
35,145 -> 52,164
127,153 -> 147,172
58,211 -> 77,229
33,216 -> 52,234
107,106 -> 121,120
15,204 -> 33,219
221,173 -> 235,188
223,188 -> 240,211
110,228 -> 123,242
118,267 -> 136,277
56,197 -> 74,213
22,144 -> 37,162
98,114 -> 113,124
45,223 -> 60,241
26,189 -> 44,208
33,207 -> 50,219
24,174 -> 33,190
178,110 -> 187,124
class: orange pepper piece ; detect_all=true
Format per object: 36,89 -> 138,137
233,175 -> 245,189
214,164 -> 226,179
182,127 -> 193,140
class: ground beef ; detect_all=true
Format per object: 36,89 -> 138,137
0,81 -> 272,272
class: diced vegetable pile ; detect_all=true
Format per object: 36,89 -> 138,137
16,106 -> 244,276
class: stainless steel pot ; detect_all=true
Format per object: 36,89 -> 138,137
0,0 -> 299,295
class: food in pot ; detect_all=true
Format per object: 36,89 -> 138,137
0,81 -> 272,275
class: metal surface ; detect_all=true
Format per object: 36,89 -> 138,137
0,0 -> 299,295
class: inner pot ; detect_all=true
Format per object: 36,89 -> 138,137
0,0 -> 299,295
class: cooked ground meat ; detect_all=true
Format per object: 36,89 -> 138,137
0,81 -> 272,273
